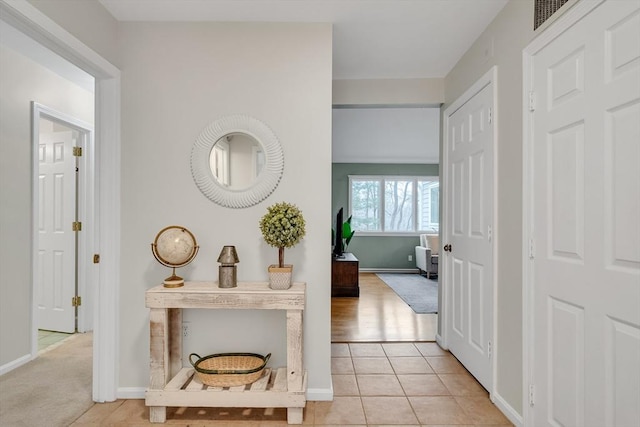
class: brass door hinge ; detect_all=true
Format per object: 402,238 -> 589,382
93,254 -> 100,263
73,146 -> 83,156
71,296 -> 82,307
72,221 -> 82,231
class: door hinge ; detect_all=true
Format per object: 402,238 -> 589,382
529,384 -> 535,406
71,296 -> 82,307
93,254 -> 100,263
488,107 -> 493,124
529,238 -> 535,259
72,221 -> 82,231
488,340 -> 492,359
73,146 -> 83,156
528,91 -> 536,112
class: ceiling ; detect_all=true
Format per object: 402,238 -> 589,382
98,0 -> 509,80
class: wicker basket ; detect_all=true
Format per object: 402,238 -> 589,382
189,352 -> 271,387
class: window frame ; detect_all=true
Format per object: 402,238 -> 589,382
348,175 -> 439,236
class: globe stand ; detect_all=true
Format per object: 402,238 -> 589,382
151,225 -> 199,289
163,267 -> 184,288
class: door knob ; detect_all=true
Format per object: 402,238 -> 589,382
443,244 -> 452,252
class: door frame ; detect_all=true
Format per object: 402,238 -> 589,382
0,0 -> 121,402
439,65 -> 498,398
522,0 -> 605,423
31,102 -> 94,335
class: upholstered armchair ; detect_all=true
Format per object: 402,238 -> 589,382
415,234 -> 439,279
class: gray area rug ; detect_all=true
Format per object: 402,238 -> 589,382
0,332 -> 93,426
376,273 -> 439,314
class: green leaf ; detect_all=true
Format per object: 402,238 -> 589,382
342,221 -> 352,237
343,220 -> 355,248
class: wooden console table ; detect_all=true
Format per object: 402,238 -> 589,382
145,281 -> 306,424
331,252 -> 359,297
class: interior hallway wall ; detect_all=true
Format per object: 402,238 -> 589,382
27,0 -> 121,68
118,22 -> 333,395
444,0 -> 535,416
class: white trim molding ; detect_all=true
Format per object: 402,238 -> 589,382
0,354 -> 31,376
0,0 -> 121,402
521,1 -> 605,425
359,268 -> 420,274
307,387 -> 333,401
493,392 -> 524,427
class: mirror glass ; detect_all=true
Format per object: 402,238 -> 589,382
209,132 -> 266,190
191,114 -> 284,209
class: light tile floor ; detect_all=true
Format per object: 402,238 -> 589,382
326,342 -> 513,426
73,342 -> 513,426
38,329 -> 73,352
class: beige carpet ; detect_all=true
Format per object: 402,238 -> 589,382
0,332 -> 93,427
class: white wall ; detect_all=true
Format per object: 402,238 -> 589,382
118,22 -> 333,396
28,0 -> 121,68
0,43 -> 94,368
333,78 -> 444,105
332,107 -> 439,163
444,0 -> 536,417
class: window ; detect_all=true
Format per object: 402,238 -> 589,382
349,175 -> 439,234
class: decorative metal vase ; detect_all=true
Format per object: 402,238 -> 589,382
217,246 -> 239,288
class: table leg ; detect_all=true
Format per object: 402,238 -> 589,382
149,308 -> 169,423
149,406 -> 166,423
286,310 -> 303,391
287,407 -> 303,424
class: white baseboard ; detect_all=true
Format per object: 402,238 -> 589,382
307,386 -> 333,401
492,392 -> 523,427
435,333 -> 448,350
360,268 -> 420,274
117,387 -> 145,399
0,353 -> 32,376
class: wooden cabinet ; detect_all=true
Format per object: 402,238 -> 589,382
145,281 -> 306,424
331,252 -> 359,297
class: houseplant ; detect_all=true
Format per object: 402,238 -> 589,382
259,202 -> 306,289
332,207 -> 355,257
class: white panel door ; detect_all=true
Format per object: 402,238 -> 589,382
530,1 -> 640,426
37,127 -> 76,333
445,81 -> 494,391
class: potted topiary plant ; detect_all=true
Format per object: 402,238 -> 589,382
259,202 -> 306,289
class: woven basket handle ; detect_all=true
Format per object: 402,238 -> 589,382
189,353 -> 201,367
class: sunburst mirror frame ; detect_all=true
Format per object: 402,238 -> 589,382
190,114 -> 284,209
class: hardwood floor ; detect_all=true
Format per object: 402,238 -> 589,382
331,272 -> 438,342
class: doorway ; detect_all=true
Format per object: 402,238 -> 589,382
1,0 -> 121,401
441,66 -> 497,394
33,104 -> 94,335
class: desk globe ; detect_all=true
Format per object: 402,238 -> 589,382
151,226 -> 199,287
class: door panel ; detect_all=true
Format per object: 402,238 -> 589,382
445,80 -> 494,391
530,1 -> 640,425
452,257 -> 464,337
37,123 -> 76,333
548,121 -> 584,261
548,297 -> 585,427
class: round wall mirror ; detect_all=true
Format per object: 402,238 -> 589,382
209,132 -> 265,190
191,115 -> 283,208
